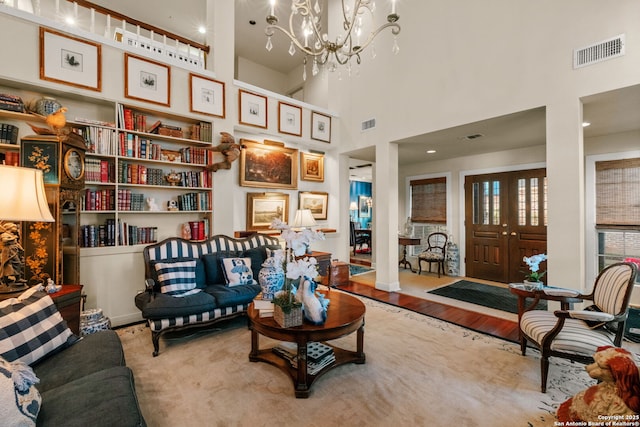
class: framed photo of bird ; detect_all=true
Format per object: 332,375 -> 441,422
125,53 -> 171,107
39,27 -> 102,92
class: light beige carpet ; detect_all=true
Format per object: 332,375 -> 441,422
117,295 -> 595,427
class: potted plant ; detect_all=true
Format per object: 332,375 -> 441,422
268,219 -> 324,327
522,253 -> 547,289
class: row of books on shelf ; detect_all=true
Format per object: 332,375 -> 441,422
0,152 -> 19,166
118,133 -> 214,165
272,342 -> 335,375
186,220 -> 208,241
177,192 -> 211,211
118,163 -> 212,188
117,105 -> 213,142
72,125 -> 117,156
118,162 -> 165,186
79,219 -> 158,247
81,189 -> 146,212
85,157 -> 114,183
0,123 -> 18,144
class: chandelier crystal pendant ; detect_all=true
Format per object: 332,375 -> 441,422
266,0 -> 400,80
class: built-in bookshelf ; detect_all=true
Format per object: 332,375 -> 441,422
75,102 -> 215,248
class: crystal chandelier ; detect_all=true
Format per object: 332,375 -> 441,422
265,0 -> 400,79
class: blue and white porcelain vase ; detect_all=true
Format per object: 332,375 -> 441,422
258,259 -> 285,300
296,278 -> 330,325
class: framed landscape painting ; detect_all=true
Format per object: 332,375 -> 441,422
299,191 -> 328,220
240,139 -> 298,189
40,27 -> 102,91
247,192 -> 289,231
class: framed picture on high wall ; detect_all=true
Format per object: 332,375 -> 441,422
278,101 -> 302,136
239,89 -> 268,129
311,111 -> 331,142
240,139 -> 298,189
40,27 -> 102,92
189,73 -> 225,118
124,53 -> 171,106
299,191 -> 328,220
247,192 -> 289,231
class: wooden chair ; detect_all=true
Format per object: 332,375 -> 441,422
417,232 -> 448,277
350,221 -> 371,255
519,261 -> 638,392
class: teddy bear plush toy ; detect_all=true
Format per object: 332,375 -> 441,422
206,132 -> 243,172
557,346 -> 640,422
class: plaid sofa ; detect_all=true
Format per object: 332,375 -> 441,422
136,234 -> 281,356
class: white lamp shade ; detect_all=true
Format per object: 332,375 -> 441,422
291,209 -> 316,228
349,202 -> 358,211
0,165 -> 55,222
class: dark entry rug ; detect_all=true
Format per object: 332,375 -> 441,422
350,264 -> 374,276
428,280 -> 547,314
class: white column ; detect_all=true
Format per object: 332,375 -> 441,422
546,99 -> 585,291
208,0 -> 237,235
374,141 -> 401,292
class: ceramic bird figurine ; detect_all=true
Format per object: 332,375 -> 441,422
28,107 -> 68,137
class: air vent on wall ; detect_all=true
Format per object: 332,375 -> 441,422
361,118 -> 376,131
573,34 -> 625,69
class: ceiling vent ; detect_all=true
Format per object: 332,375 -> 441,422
463,133 -> 484,140
361,118 -> 376,131
573,34 -> 625,69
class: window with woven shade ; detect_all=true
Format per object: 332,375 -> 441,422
410,177 -> 446,224
595,158 -> 640,228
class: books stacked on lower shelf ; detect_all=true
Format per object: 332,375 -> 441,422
253,293 -> 274,318
272,342 -> 335,375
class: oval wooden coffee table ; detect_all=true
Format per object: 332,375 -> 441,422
248,291 -> 366,398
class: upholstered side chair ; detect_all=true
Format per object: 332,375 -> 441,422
519,261 -> 638,393
417,232 -> 448,277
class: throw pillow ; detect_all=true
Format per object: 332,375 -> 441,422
201,251 -> 241,285
0,287 -> 74,366
150,258 -> 206,289
154,260 -> 201,297
0,356 -> 41,426
221,257 -> 257,287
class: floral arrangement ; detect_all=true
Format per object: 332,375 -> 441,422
523,253 -> 547,282
269,219 -> 324,313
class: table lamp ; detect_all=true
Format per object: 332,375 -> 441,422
0,165 -> 55,293
349,202 -> 358,221
292,209 -> 317,229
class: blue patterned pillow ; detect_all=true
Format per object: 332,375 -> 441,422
0,288 -> 74,366
221,257 -> 257,287
154,260 -> 201,297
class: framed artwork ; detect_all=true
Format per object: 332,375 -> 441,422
189,73 -> 225,118
21,138 -> 59,184
300,152 -> 324,182
247,192 -> 289,231
240,139 -> 298,189
239,89 -> 268,129
124,53 -> 171,107
278,101 -> 302,136
40,27 -> 102,92
299,191 -> 328,220
358,195 -> 371,218
311,111 -> 331,143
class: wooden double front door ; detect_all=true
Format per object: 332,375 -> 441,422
465,169 -> 547,284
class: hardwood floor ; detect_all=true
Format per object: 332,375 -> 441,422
338,276 -> 521,343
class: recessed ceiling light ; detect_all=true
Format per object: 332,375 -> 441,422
582,121 -> 591,127
198,26 -> 206,34
426,150 -> 436,154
